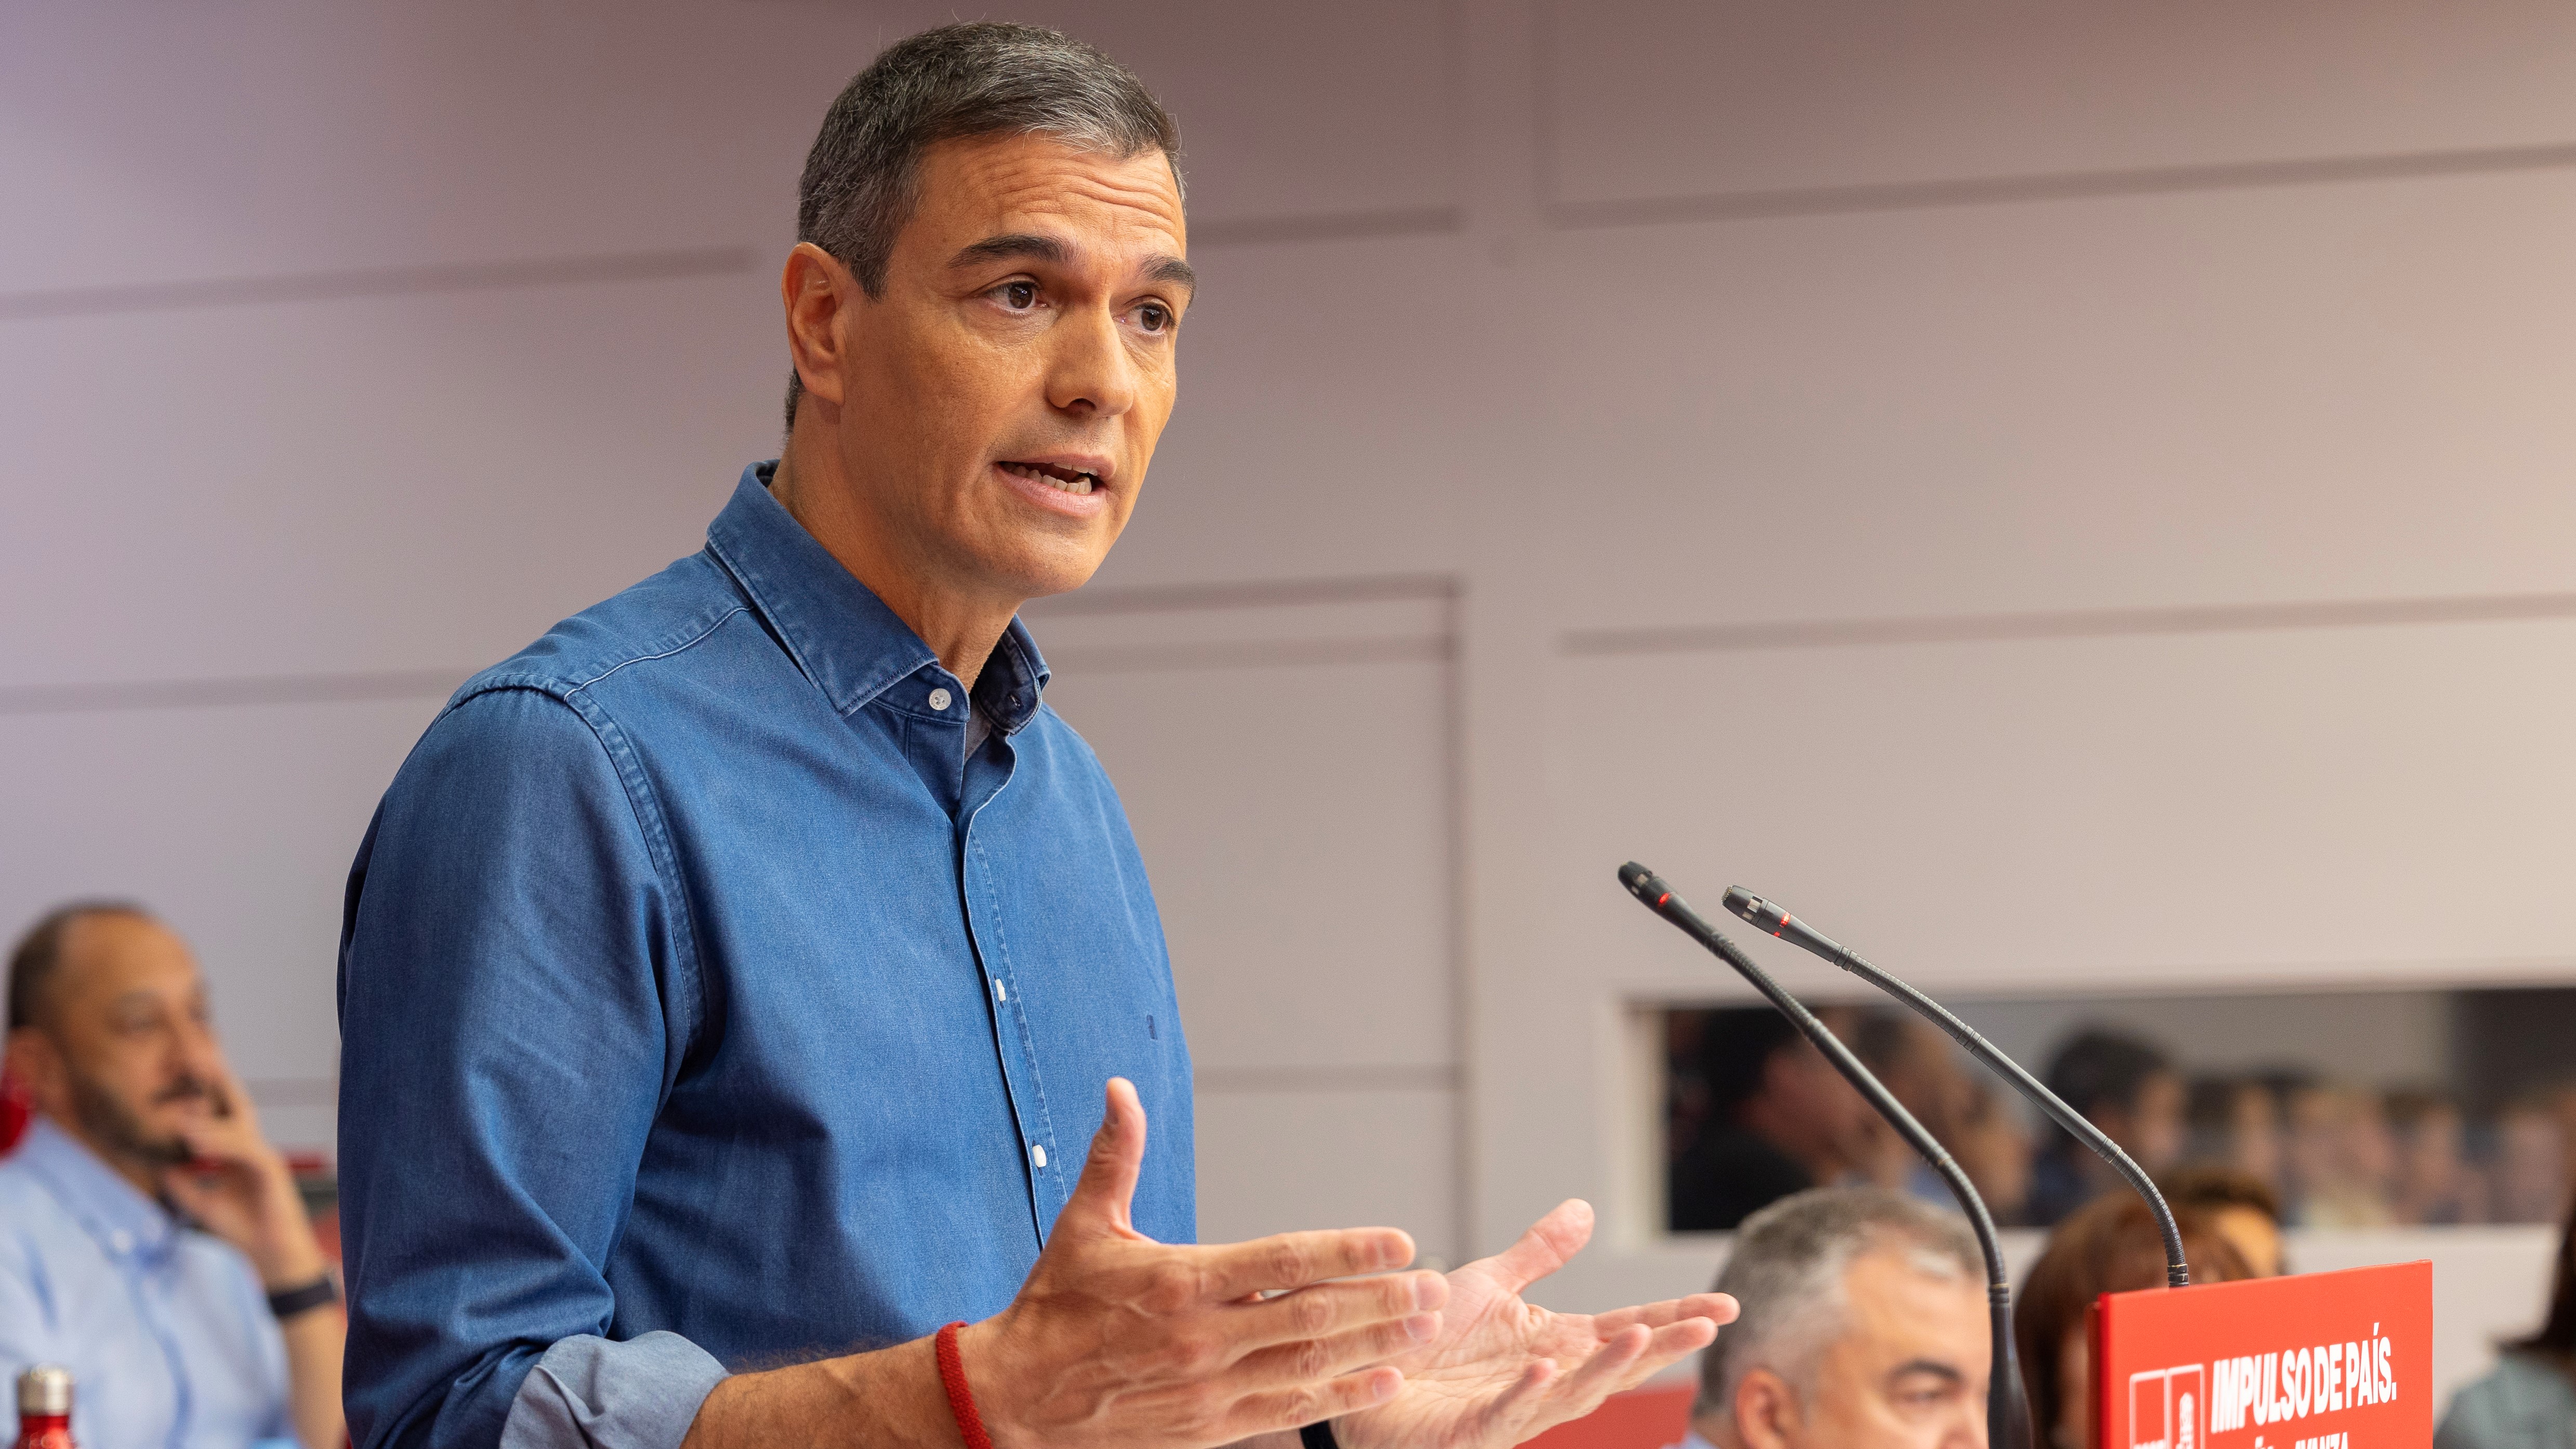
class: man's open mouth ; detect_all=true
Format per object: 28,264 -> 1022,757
999,461 -> 1098,496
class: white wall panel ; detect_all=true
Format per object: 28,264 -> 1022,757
0,1 -> 802,292
0,0 -> 1454,295
0,271 -> 776,688
1086,233 -> 1475,588
1543,0 -> 2576,212
0,694 -> 444,1150
1194,1087 -> 1457,1266
846,0 -> 1460,230
1034,590 -> 1461,1262
1549,618 -> 2576,998
1035,613 -> 1456,1073
1523,169 -> 2576,630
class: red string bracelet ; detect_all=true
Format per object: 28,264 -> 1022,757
934,1321 -> 996,1449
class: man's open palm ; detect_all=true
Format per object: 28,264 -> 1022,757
1331,1201 -> 1738,1449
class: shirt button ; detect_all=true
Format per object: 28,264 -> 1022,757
1031,1143 -> 1048,1169
928,687 -> 953,712
993,979 -> 1007,1003
109,1230 -> 133,1254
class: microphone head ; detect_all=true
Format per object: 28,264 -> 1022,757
1723,886 -> 1793,937
1617,862 -> 1661,900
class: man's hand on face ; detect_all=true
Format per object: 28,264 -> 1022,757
160,1062 -> 329,1290
959,1078 -> 1441,1448
1326,1202 -> 1738,1449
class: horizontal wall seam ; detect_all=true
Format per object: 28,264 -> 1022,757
1045,636 -> 1452,675
0,669 -> 465,716
1190,205 -> 1464,248
0,636 -> 1456,714
1547,139 -> 2576,229
0,245 -> 758,322
1563,589 -> 2576,656
1029,572 -> 1460,616
0,208 -> 1465,322
1195,1064 -> 1460,1092
1630,955 -> 2576,1001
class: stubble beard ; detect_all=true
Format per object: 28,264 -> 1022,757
68,1066 -> 197,1170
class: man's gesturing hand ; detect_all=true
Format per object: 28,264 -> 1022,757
1329,1201 -> 1740,1449
958,1079 -> 1446,1449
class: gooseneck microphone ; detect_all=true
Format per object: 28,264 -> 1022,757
1719,885 -> 2190,1290
1619,863 -> 2030,1449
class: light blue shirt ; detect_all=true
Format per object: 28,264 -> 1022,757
0,1118 -> 297,1449
2436,1353 -> 2576,1449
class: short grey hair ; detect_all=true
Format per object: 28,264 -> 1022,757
783,22 -> 1183,430
1694,1188 -> 1981,1422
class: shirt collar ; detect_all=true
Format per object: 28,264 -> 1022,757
15,1116 -> 181,1266
705,463 -> 1052,734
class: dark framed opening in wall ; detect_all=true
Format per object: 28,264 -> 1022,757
1654,984 -> 2576,1235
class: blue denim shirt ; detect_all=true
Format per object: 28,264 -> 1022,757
0,1118 -> 296,1449
336,465 -> 1196,1449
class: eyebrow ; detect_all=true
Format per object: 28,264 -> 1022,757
950,233 -> 1069,270
1885,1361 -> 1966,1388
947,233 -> 1197,296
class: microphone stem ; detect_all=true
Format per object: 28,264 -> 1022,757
1801,939 -> 2190,1290
1643,889 -> 2029,1449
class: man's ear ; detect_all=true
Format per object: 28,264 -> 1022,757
1735,1366 -> 1804,1449
3,1027 -> 68,1115
781,241 -> 856,412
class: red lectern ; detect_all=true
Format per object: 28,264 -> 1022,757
2093,1261 -> 2432,1449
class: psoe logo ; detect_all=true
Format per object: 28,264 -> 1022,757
2131,1364 -> 2205,1449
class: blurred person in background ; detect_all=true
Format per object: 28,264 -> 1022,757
2495,1097 -> 2574,1225
2186,1076 -> 2284,1197
1677,1188 -> 1990,1449
1851,1013 -> 2032,1224
2387,1087 -> 2489,1226
1951,1079 -> 2033,1228
0,903 -> 344,1449
2027,1028 -> 2186,1226
1672,1008 -> 1875,1231
2015,1196 -> 2254,1449
2436,1196 -> 2576,1449
2156,1165 -> 2284,1277
1852,1012 -> 1965,1201
2284,1084 -> 2397,1227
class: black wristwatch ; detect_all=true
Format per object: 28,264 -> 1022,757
1300,1421 -> 1340,1449
267,1274 -> 339,1320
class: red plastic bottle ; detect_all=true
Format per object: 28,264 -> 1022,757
14,1365 -> 74,1449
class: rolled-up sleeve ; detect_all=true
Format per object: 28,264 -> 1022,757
338,684 -> 710,1449
500,1334 -> 728,1449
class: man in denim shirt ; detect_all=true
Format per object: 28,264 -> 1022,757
336,24 -> 1735,1449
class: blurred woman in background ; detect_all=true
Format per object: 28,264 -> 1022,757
2437,1198 -> 2576,1449
2015,1196 -> 2254,1449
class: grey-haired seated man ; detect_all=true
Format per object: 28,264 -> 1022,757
1680,1189 -> 1991,1449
